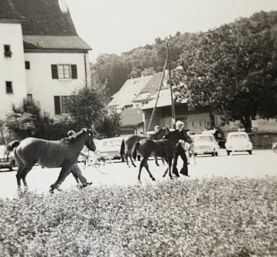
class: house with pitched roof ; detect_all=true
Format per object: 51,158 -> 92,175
0,0 -> 91,119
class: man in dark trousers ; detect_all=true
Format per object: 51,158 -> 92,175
67,130 -> 92,188
172,120 -> 192,177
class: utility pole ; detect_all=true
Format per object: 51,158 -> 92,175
167,42 -> 176,129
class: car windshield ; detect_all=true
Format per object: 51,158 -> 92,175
229,134 -> 248,140
193,136 -> 214,142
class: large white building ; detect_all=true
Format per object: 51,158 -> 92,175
0,0 -> 91,119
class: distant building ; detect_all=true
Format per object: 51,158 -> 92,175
0,0 -> 91,119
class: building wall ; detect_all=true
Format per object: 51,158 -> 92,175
25,51 -> 90,116
186,112 -> 211,133
0,22 -> 27,119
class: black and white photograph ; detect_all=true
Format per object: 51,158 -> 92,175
0,0 -> 277,256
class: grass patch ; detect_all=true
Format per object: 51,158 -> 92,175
0,178 -> 276,257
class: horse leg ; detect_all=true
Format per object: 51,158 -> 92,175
16,164 -> 25,189
50,164 -> 72,193
138,157 -> 151,182
155,156 -> 159,166
129,154 -> 136,168
71,164 -> 92,188
168,158 -> 173,179
144,159 -> 155,181
21,163 -> 35,188
125,155 -> 130,167
162,167 -> 168,178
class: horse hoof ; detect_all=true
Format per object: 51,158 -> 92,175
152,177 -> 156,181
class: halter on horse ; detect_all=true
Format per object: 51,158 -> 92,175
7,128 -> 96,193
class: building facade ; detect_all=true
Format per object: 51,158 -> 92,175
0,0 -> 91,119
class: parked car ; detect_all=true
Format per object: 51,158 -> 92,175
202,127 -> 226,148
273,142 -> 277,154
97,137 -> 125,160
0,145 -> 17,171
225,132 -> 253,155
191,134 -> 220,156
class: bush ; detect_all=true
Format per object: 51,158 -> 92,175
5,99 -> 78,140
0,178 -> 276,257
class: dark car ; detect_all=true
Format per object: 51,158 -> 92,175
0,145 -> 17,171
202,127 -> 226,148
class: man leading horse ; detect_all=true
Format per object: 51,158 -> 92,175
171,120 -> 192,177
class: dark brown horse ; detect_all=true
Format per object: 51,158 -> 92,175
132,130 -> 192,181
120,127 -> 169,167
7,128 -> 96,193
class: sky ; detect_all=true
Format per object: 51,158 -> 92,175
66,0 -> 277,62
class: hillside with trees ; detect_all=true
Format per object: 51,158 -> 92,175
91,10 -> 277,132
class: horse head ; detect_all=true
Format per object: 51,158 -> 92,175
151,127 -> 170,140
82,128 -> 96,152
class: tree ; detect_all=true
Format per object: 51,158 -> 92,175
5,99 -> 51,139
95,113 -> 121,138
173,11 -> 277,132
68,86 -> 105,128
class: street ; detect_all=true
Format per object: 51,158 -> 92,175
0,149 -> 276,199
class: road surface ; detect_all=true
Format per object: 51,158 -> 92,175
0,149 -> 276,199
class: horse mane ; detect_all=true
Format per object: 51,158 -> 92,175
61,128 -> 88,144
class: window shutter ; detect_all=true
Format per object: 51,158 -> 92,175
54,96 -> 61,115
71,64 -> 78,79
51,65 -> 58,79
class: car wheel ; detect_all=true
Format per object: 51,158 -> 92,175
227,150 -> 231,156
215,152 -> 218,156
211,152 -> 215,157
248,150 -> 252,155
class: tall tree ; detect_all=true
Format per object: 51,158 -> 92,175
68,87 -> 105,129
173,11 -> 277,132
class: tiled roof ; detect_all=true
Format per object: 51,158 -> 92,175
23,35 -> 91,50
120,108 -> 143,127
142,89 -> 172,110
139,71 -> 169,94
11,0 -> 77,36
108,76 -> 152,109
0,0 -> 25,20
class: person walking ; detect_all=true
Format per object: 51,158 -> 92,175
67,130 -> 92,188
172,121 -> 191,177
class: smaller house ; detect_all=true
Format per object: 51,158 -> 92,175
119,108 -> 144,136
107,75 -> 152,113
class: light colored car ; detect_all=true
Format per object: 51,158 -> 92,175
225,132 -> 253,155
97,137 -> 124,160
191,134 -> 220,156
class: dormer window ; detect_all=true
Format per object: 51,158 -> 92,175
4,45 -> 12,58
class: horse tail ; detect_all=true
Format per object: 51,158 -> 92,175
132,142 -> 140,160
120,139 -> 125,162
7,140 -> 20,152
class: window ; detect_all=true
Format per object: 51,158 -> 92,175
54,95 -> 72,114
6,81 -> 13,94
25,61 -> 30,70
27,94 -> 33,102
51,64 -> 78,79
4,45 -> 12,57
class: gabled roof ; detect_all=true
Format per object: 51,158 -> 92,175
0,0 -> 91,50
11,0 -> 77,36
0,0 -> 25,20
108,76 -> 152,109
139,71 -> 169,94
120,108 -> 143,127
23,35 -> 91,50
